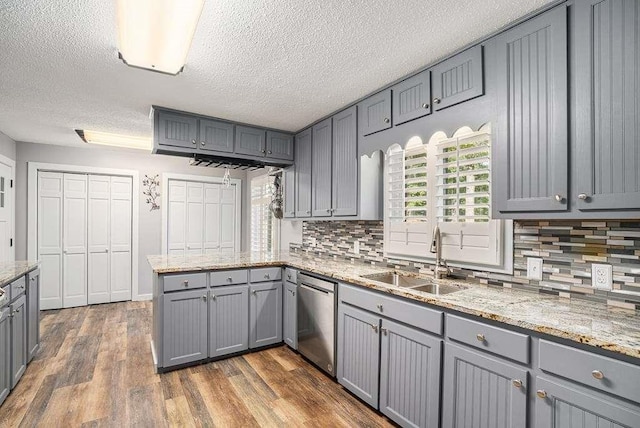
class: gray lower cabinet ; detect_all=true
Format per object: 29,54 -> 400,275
392,70 -> 431,125
266,131 -> 294,161
10,295 -> 27,389
430,45 -> 483,111
283,281 -> 297,350
535,377 -> 640,428
575,0 -> 640,212
155,110 -> 199,149
442,343 -> 528,428
235,125 -> 266,157
379,319 -> 441,428
209,285 -> 249,358
295,128 -> 312,218
0,306 -> 10,405
27,270 -> 40,362
162,289 -> 208,368
283,165 -> 296,218
199,118 -> 234,153
493,5 -> 569,214
359,89 -> 392,136
249,282 -> 282,348
311,118 -> 332,217
331,106 -> 358,217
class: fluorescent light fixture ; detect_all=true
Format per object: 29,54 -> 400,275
116,0 -> 205,75
77,130 -> 153,151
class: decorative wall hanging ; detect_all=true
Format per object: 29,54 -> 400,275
143,174 -> 160,211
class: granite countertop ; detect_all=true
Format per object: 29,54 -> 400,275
148,251 -> 640,360
0,261 -> 39,289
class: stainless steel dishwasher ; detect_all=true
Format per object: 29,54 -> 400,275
297,273 -> 337,377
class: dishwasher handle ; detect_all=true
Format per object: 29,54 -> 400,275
297,273 -> 336,293
299,282 -> 331,295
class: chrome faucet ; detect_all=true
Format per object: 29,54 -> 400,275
430,225 -> 452,279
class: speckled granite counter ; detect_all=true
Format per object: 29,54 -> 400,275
0,261 -> 39,288
148,251 -> 640,360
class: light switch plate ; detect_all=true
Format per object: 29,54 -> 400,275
527,258 -> 543,281
591,264 -> 612,290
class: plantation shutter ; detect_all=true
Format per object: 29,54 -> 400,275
251,175 -> 279,252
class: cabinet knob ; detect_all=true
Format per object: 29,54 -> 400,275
202,295 -> 207,301
422,103 -> 429,109
211,294 -> 216,300
227,277 -> 232,282
512,379 -> 523,389
191,139 -> 196,145
476,333 -> 485,342
267,150 -> 272,154
383,118 -> 390,124
261,150 -> 266,154
252,290 -> 257,295
536,390 -> 547,399
15,308 -> 20,313
292,291 -> 295,296
578,193 -> 589,200
326,209 -> 331,213
306,210 -> 310,214
183,280 -> 189,287
200,141 -> 205,147
554,194 -> 563,202
591,370 -> 604,380
287,274 -> 292,280
433,98 -> 441,104
376,303 -> 383,312
381,327 -> 388,336
264,274 -> 270,279
371,324 -> 378,333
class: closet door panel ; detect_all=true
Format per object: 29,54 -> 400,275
203,183 -> 221,254
37,172 -> 64,310
167,180 -> 186,256
63,174 -> 88,308
186,182 -> 204,255
88,175 -> 110,305
110,176 -> 132,302
220,185 -> 236,252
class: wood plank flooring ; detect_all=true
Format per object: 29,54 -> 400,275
0,301 -> 393,427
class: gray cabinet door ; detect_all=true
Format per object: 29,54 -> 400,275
266,131 -> 294,161
442,343 -> 528,428
27,270 -> 40,362
311,118 -> 332,217
392,70 -> 432,125
283,281 -> 297,350
575,0 -> 640,211
379,319 -> 441,428
199,119 -> 234,153
209,285 -> 249,358
431,45 -> 484,111
359,90 -> 392,136
155,111 -> 198,149
283,165 -> 296,218
295,128 -> 312,217
493,6 -> 569,214
10,295 -> 27,388
0,307 -> 10,406
162,289 -> 208,368
337,304 -> 380,408
249,282 -> 282,348
535,377 -> 640,428
332,106 -> 358,216
235,125 -> 266,157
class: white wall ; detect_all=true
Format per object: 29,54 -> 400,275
15,141 -> 247,297
0,131 -> 17,160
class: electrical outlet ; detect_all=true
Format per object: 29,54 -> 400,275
527,258 -> 543,281
591,264 -> 612,290
353,241 -> 360,255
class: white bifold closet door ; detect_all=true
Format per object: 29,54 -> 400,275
62,174 -> 88,308
38,172 -> 64,309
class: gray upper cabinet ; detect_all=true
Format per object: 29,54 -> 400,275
27,270 -> 40,362
199,119 -> 234,153
283,281 -> 297,350
209,285 -> 249,358
0,307 -> 10,406
283,165 -> 296,218
379,319 -> 441,428
249,282 -> 282,348
534,377 -> 640,428
10,295 -> 27,389
575,0 -> 640,212
311,118 -> 332,217
162,289 -> 208,368
156,111 -> 198,149
295,128 -> 312,218
431,45 -> 484,111
442,343 -> 528,428
235,126 -> 266,157
493,6 -> 569,214
392,70 -> 432,125
332,106 -> 358,216
266,131 -> 294,161
359,89 -> 392,136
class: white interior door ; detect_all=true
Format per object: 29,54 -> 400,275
87,175 -> 110,305
62,173 -> 88,308
186,182 -> 204,255
203,183 -> 220,254
38,172 -> 63,310
167,180 -> 186,256
110,176 -> 132,302
220,184 -> 236,253
0,162 -> 14,262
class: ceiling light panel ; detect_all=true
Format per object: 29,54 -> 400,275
79,130 -> 153,150
116,0 -> 205,75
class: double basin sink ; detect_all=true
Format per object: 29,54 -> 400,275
362,272 -> 466,295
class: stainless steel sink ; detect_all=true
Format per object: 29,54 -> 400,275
362,272 -> 466,295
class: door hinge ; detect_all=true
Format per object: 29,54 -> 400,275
9,238 -> 13,247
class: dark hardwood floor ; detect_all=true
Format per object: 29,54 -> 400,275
0,301 -> 393,427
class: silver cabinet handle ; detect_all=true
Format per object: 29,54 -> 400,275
287,274 -> 292,280
201,295 -> 207,301
433,98 -> 441,104
267,151 -> 272,154
592,370 -> 604,380
326,209 -> 331,213
422,103 -> 429,109
383,118 -> 390,123
183,280 -> 189,287
536,390 -> 547,399
371,324 -> 378,333
15,308 -> 20,313
210,294 -> 216,301
227,277 -> 232,282
381,327 -> 388,336
261,150 -> 266,154
578,193 -> 588,200
191,139 -> 196,145
476,333 -> 485,342
252,290 -> 257,295
554,194 -> 563,202
376,303 -> 383,312
292,291 -> 295,296
512,379 -> 523,388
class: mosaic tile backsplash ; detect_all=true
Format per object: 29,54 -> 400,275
290,220 -> 640,308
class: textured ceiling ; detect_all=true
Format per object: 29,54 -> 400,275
0,0 -> 554,148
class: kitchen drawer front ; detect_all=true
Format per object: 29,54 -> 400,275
162,273 -> 207,293
339,283 -> 443,336
446,314 -> 530,364
284,268 -> 297,284
250,267 -> 282,283
539,339 -> 640,404
210,270 -> 248,287
10,277 -> 26,299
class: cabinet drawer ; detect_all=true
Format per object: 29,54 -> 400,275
446,314 -> 530,364
10,276 -> 26,299
162,273 -> 207,293
539,340 -> 640,404
339,283 -> 443,336
284,268 -> 297,284
250,267 -> 282,283
210,270 -> 248,287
